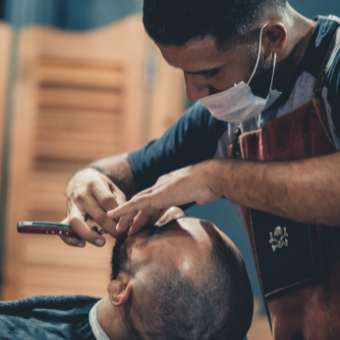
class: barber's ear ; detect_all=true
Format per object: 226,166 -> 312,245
107,273 -> 133,307
263,22 -> 287,54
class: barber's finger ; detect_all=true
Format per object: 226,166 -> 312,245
59,217 -> 86,248
115,211 -> 138,233
91,180 -> 126,212
78,195 -> 120,238
108,193 -> 159,220
68,210 -> 106,247
60,234 -> 85,247
128,208 -> 165,235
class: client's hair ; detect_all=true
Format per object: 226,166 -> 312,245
111,227 -> 253,340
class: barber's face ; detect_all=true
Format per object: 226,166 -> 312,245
157,36 -> 256,101
112,218 -> 218,281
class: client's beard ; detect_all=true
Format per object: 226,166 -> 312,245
110,233 -> 129,280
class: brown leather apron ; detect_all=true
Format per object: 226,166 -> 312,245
229,28 -> 340,339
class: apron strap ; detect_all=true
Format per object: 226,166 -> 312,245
314,19 -> 340,98
313,17 -> 340,148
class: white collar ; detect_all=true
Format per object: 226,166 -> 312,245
89,299 -> 111,340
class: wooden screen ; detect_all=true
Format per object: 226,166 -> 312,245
29,59 -> 126,222
1,15 -> 185,300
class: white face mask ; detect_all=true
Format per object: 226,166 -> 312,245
199,24 -> 281,124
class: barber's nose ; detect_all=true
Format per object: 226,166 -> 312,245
184,73 -> 210,101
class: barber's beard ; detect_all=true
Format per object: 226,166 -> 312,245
256,52 -> 275,74
247,45 -> 276,97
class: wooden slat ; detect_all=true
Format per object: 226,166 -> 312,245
28,172 -> 75,187
19,234 -> 115,298
26,210 -> 67,223
35,127 -> 122,143
34,138 -> 122,161
20,286 -> 105,299
38,87 -> 123,111
37,108 -> 122,132
22,234 -> 115,268
25,173 -> 78,212
25,174 -> 70,218
39,58 -> 125,71
32,158 -> 89,174
20,266 -> 109,298
37,60 -> 124,90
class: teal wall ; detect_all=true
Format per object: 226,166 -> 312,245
293,0 -> 340,18
1,0 -> 142,29
1,0 -> 339,30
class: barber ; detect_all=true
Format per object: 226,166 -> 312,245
61,1 -> 340,339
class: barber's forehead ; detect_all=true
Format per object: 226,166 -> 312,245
157,37 -> 231,69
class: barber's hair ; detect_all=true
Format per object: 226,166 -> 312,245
111,228 -> 253,340
143,0 -> 287,49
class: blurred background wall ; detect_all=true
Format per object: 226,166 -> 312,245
0,1 -> 339,340
0,0 -> 186,302
2,0 -> 340,29
2,0 -> 143,30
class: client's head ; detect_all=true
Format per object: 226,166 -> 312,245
108,214 -> 253,340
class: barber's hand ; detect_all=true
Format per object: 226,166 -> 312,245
107,161 -> 220,235
60,168 -> 126,247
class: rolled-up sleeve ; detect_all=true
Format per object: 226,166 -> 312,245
127,102 -> 228,192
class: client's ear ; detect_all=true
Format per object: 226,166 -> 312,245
107,273 -> 133,307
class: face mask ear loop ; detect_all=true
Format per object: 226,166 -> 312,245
247,23 -> 269,85
269,53 -> 277,91
257,50 -> 277,128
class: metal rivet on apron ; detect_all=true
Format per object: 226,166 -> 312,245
269,226 -> 288,252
